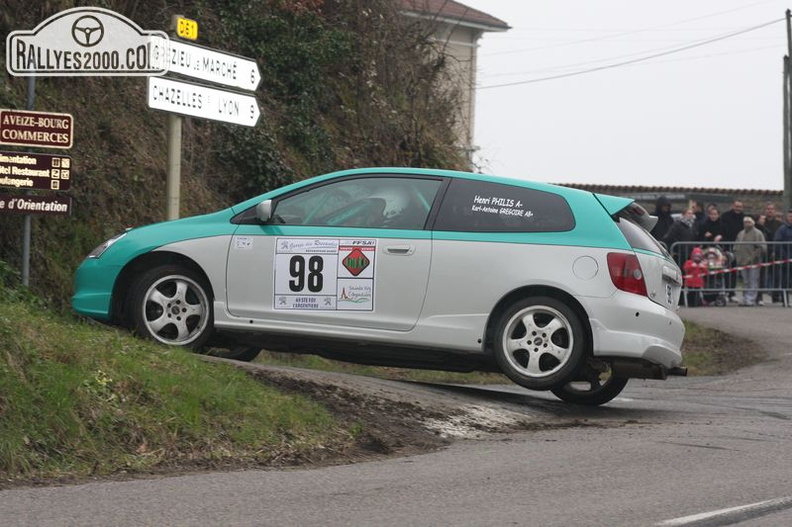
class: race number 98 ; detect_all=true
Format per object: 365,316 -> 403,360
288,255 -> 324,292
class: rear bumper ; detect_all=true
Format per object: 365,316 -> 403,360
584,291 -> 685,369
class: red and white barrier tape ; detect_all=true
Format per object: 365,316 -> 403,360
684,257 -> 792,280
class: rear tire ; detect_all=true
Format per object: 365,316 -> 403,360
551,361 -> 628,406
493,296 -> 586,391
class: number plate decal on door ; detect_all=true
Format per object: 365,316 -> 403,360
274,238 -> 376,311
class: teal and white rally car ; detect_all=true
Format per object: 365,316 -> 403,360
73,167 -> 686,406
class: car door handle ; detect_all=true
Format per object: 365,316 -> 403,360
385,245 -> 415,255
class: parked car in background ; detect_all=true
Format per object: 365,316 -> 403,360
73,167 -> 686,405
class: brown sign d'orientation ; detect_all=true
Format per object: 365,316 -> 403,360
0,193 -> 72,216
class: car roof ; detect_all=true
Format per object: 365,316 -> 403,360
231,167 -> 630,214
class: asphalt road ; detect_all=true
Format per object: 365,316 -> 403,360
2,305 -> 791,526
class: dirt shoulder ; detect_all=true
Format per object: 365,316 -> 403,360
3,313 -> 768,490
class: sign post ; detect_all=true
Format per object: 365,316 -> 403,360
166,114 -> 182,220
0,108 -> 75,283
151,15 -> 262,220
5,6 -> 171,288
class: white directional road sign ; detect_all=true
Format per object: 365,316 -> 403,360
147,77 -> 260,127
168,40 -> 261,92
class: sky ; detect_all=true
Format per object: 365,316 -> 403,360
459,0 -> 790,190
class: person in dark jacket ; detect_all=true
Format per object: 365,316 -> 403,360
774,209 -> 792,297
698,206 -> 724,245
692,200 -> 706,229
763,202 -> 783,239
663,208 -> 698,266
650,195 -> 674,241
720,200 -> 745,243
764,203 -> 784,302
719,200 -> 745,300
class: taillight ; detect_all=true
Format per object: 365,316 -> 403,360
607,252 -> 647,296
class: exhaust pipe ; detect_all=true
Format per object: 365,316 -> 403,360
667,366 -> 688,377
610,360 -> 689,379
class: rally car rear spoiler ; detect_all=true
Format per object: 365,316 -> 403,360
594,193 -> 658,232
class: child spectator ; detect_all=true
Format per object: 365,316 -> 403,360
683,247 -> 707,307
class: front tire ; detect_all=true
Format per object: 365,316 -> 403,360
127,265 -> 213,349
494,296 -> 586,391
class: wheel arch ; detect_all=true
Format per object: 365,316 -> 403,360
110,251 -> 214,326
483,285 -> 593,356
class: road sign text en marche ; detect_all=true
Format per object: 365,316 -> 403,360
168,40 -> 261,92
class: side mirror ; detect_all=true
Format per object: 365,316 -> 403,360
255,200 -> 273,223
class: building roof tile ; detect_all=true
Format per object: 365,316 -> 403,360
398,0 -> 509,31
559,183 -> 782,196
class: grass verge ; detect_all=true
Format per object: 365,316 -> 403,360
0,295 -> 345,484
680,320 -> 766,376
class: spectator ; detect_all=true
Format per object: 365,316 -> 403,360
764,202 -> 782,239
755,214 -> 771,304
773,209 -> 792,303
720,200 -> 745,302
663,208 -> 698,266
650,195 -> 674,241
755,214 -> 770,239
683,246 -> 707,307
735,216 -> 766,306
691,200 -> 706,230
763,202 -> 784,302
698,206 -> 724,245
690,201 -> 708,239
720,200 -> 745,242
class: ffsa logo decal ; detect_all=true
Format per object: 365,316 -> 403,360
6,7 -> 170,76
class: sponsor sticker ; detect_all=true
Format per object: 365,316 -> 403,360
470,194 -> 534,220
274,238 -> 376,311
234,236 -> 252,250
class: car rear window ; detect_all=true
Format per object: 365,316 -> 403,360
616,213 -> 668,255
433,179 -> 575,233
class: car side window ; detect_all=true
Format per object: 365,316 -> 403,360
274,177 -> 442,229
433,179 -> 575,232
